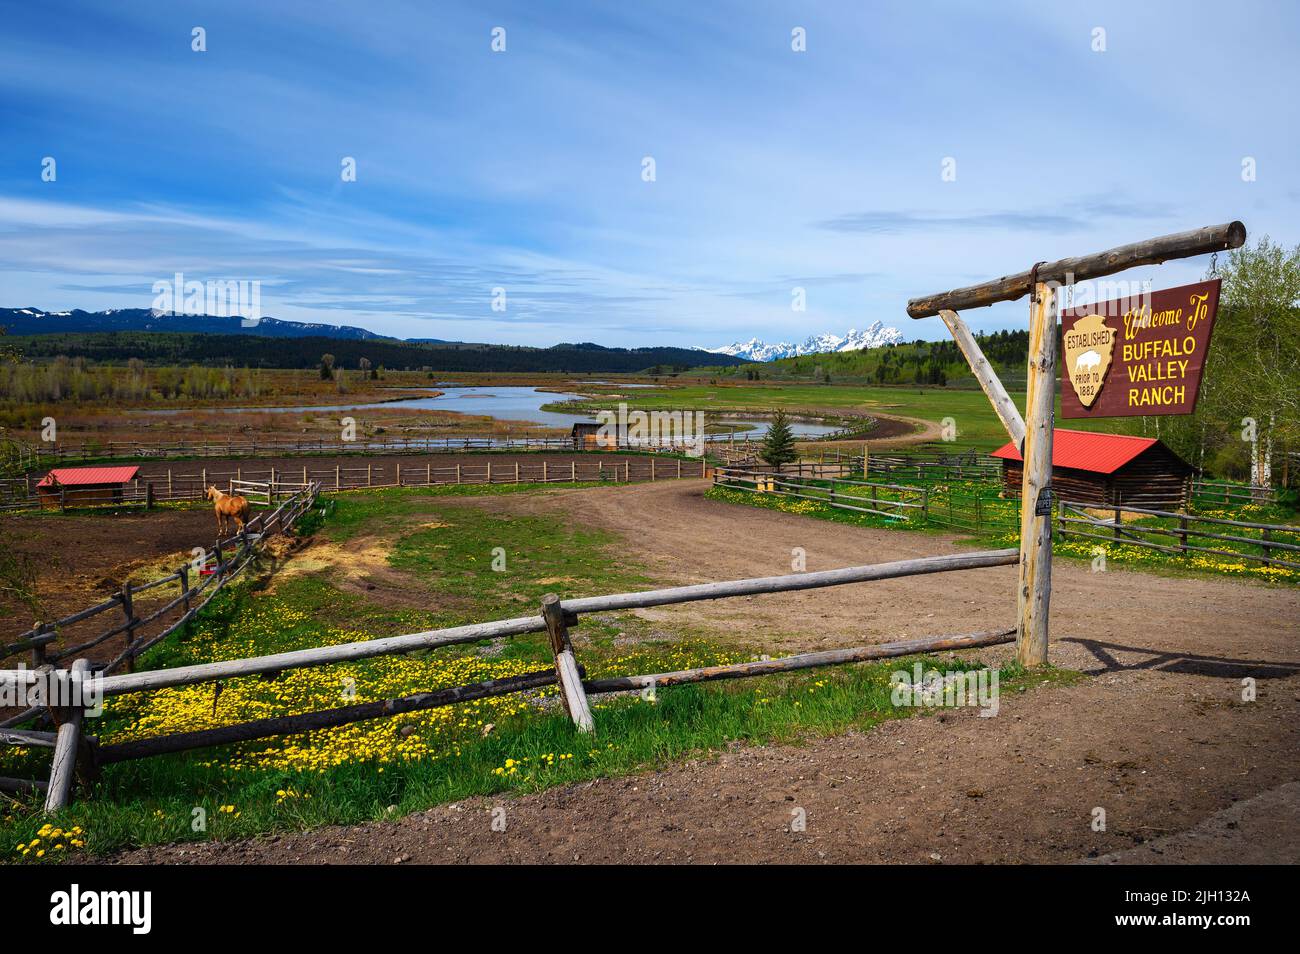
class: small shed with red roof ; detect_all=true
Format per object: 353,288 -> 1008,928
989,429 -> 1192,509
35,465 -> 140,509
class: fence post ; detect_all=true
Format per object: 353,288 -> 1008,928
541,594 -> 594,733
120,582 -> 137,673
179,565 -> 191,614
44,659 -> 90,813
367,464 -> 372,487
1179,514 -> 1189,554
145,482 -> 154,510
1262,528 -> 1273,568
543,461 -> 549,483
397,463 -> 402,487
456,463 -> 462,484
30,621 -> 50,669
572,461 -> 577,482
1113,506 -> 1122,542
515,462 -> 520,483
167,469 -> 173,498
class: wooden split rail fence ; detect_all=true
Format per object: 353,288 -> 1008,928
1189,480 -> 1281,506
859,452 -> 1001,482
714,467 -> 928,522
24,432 -> 827,465
1056,501 -> 1300,570
0,546 -> 1018,811
19,435 -> 597,463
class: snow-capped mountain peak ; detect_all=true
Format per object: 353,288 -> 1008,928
703,321 -> 903,362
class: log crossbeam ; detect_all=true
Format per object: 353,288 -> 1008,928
907,221 -> 1245,318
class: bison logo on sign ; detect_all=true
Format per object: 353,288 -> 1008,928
1063,312 -> 1115,409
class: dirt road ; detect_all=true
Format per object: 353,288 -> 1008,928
113,480 -> 1300,864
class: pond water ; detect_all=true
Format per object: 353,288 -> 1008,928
144,386 -> 843,439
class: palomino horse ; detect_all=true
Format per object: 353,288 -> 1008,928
207,485 -> 251,535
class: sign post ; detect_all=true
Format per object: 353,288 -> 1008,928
906,222 -> 1245,667
1016,282 -> 1057,666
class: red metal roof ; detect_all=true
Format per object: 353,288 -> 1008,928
37,465 -> 140,488
989,429 -> 1158,475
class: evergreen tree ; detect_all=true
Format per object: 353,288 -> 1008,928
760,409 -> 798,471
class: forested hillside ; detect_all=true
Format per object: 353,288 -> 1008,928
702,329 -> 1030,388
0,330 -> 747,375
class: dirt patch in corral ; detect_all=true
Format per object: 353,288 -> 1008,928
0,507 -> 220,657
109,480 -> 1300,864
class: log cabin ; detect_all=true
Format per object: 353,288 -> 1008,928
990,429 -> 1192,509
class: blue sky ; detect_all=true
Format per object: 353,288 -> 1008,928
1,0 -> 1296,347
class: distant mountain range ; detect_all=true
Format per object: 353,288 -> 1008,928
703,322 -> 905,362
0,307 -> 424,342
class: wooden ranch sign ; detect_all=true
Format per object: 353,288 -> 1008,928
1060,278 -> 1220,418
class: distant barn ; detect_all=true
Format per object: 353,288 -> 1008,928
35,465 -> 140,509
571,421 -> 622,450
990,430 -> 1192,509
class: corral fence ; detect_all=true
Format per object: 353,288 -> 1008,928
858,451 -> 1003,482
1190,479 -> 1281,506
1056,501 -> 1300,570
713,467 -> 1299,570
17,435 -> 601,463
0,455 -> 708,514
24,429 -> 838,465
0,547 -> 1019,810
714,467 -> 927,522
0,483 -> 320,699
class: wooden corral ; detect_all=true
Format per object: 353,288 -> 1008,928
991,429 -> 1193,509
